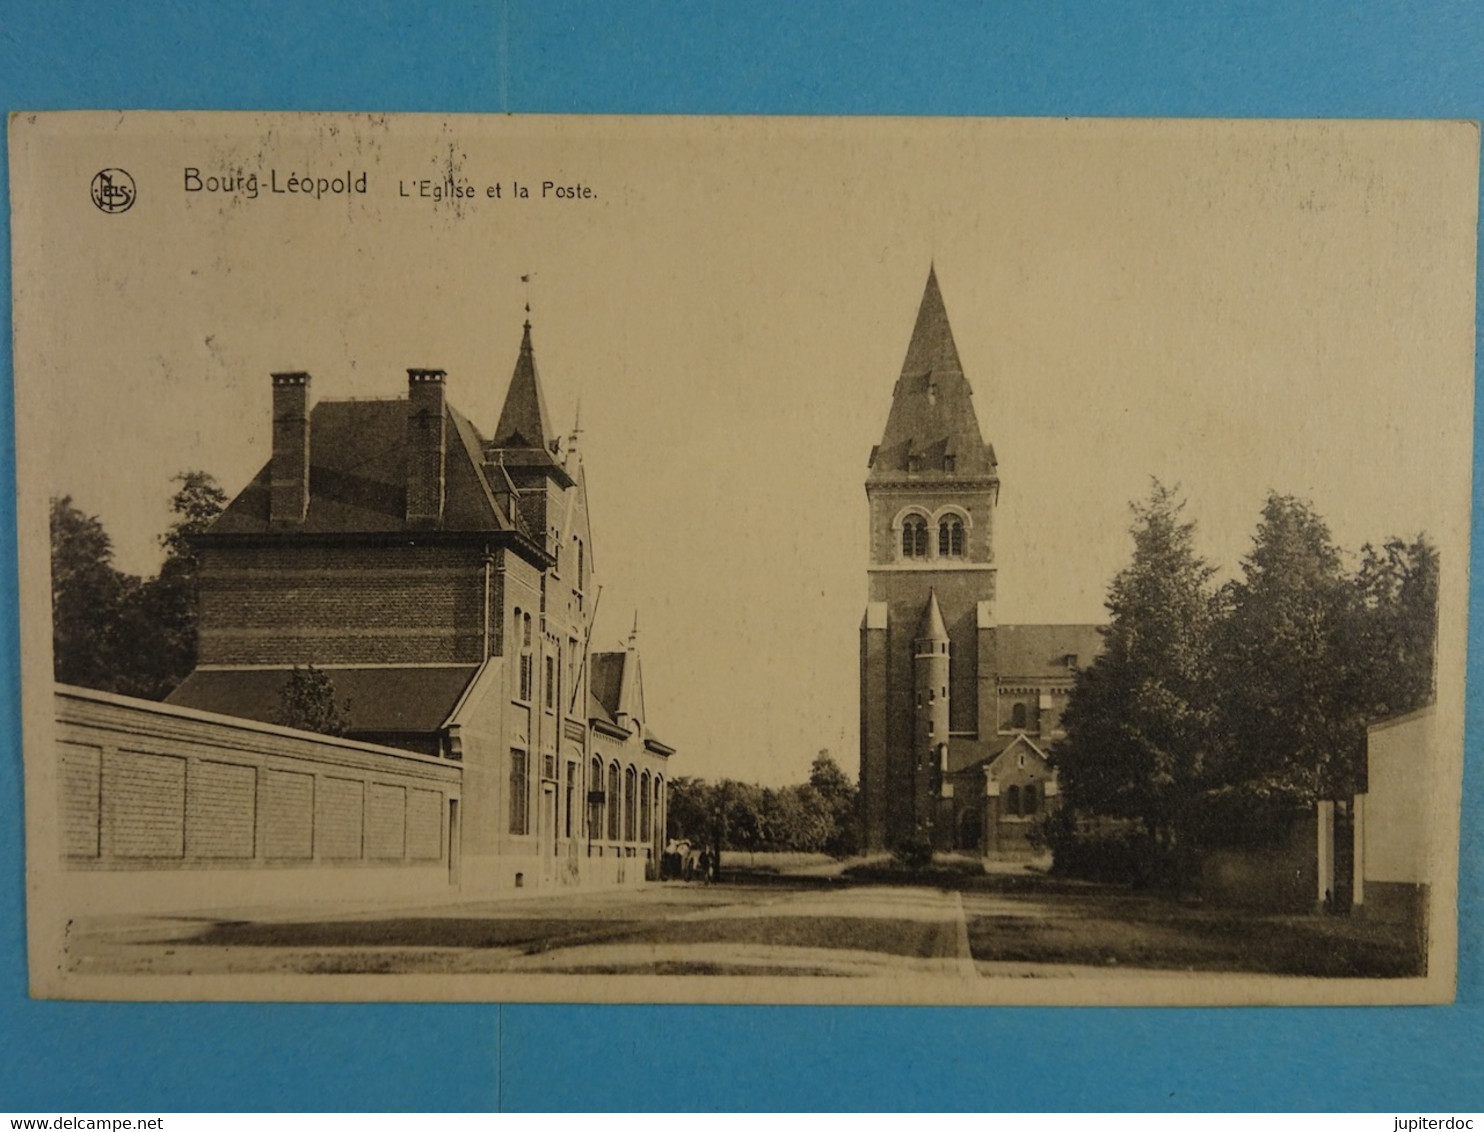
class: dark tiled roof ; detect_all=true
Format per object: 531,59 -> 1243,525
209,399 -> 510,537
492,322 -> 554,450
588,651 -> 625,720
946,732 -> 1049,776
587,650 -> 672,754
869,267 -> 997,482
488,323 -> 573,488
166,665 -> 480,734
945,734 -> 1016,775
917,590 -> 949,639
994,623 -> 1105,680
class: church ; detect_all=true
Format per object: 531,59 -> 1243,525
859,268 -> 1103,856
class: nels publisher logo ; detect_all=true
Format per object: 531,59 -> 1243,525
90,168 -> 136,214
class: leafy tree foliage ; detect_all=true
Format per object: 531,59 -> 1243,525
273,664 -> 351,737
50,471 -> 226,700
51,496 -> 133,691
1355,535 -> 1438,719
1054,480 -> 1217,857
1212,494 -> 1366,806
665,776 -> 714,845
128,472 -> 229,697
160,471 -> 229,562
1053,482 -> 1440,879
664,754 -> 860,856
809,749 -> 860,856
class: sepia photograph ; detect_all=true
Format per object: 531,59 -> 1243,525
9,111 -> 1475,1005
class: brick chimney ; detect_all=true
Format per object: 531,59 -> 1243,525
269,372 -> 311,525
406,368 -> 447,526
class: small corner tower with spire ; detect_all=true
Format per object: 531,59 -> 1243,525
912,589 -> 952,835
487,319 -> 575,557
860,266 -> 1003,852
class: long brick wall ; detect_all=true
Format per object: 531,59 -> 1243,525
54,685 -> 462,913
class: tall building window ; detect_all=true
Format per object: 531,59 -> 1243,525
639,772 -> 652,841
1023,782 -> 1039,815
544,654 -> 556,711
607,763 -> 621,840
567,636 -> 580,711
574,537 -> 586,613
902,515 -> 928,558
1011,702 -> 1027,730
624,766 -> 638,841
590,755 -> 604,837
518,611 -> 533,700
939,516 -> 964,557
1006,784 -> 1021,817
509,749 -> 529,834
565,760 -> 577,838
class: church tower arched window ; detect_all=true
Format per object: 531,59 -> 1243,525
938,516 -> 964,557
902,515 -> 928,558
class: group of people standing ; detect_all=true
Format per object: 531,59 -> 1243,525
660,840 -> 721,883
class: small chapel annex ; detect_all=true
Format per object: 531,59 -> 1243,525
859,268 -> 1103,857
164,319 -> 674,891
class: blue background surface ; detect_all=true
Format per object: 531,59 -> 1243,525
1,0 -> 1482,1112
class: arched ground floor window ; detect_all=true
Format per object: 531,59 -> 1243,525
607,762 -> 621,840
640,771 -> 652,841
959,806 -> 983,851
624,765 -> 638,841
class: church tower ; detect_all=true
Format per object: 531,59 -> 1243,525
860,267 -> 1000,851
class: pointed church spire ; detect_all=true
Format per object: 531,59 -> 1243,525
900,264 -> 964,378
917,589 -> 949,641
564,397 -> 584,469
869,267 -> 997,483
492,319 -> 555,451
617,609 -> 645,731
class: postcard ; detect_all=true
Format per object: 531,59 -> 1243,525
10,111 -> 1475,1004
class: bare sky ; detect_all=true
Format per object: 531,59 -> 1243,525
12,114 -> 1477,785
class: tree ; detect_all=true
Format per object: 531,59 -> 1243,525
664,755 -> 858,858
666,776 -> 715,844
274,665 -> 351,737
119,471 -> 228,699
50,495 -> 132,690
760,784 -> 833,853
160,470 -> 229,563
1212,493 -> 1366,805
808,749 -> 859,856
716,779 -> 767,858
1054,482 -> 1442,879
50,473 -> 228,701
1354,535 -> 1438,719
1053,480 -> 1217,871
